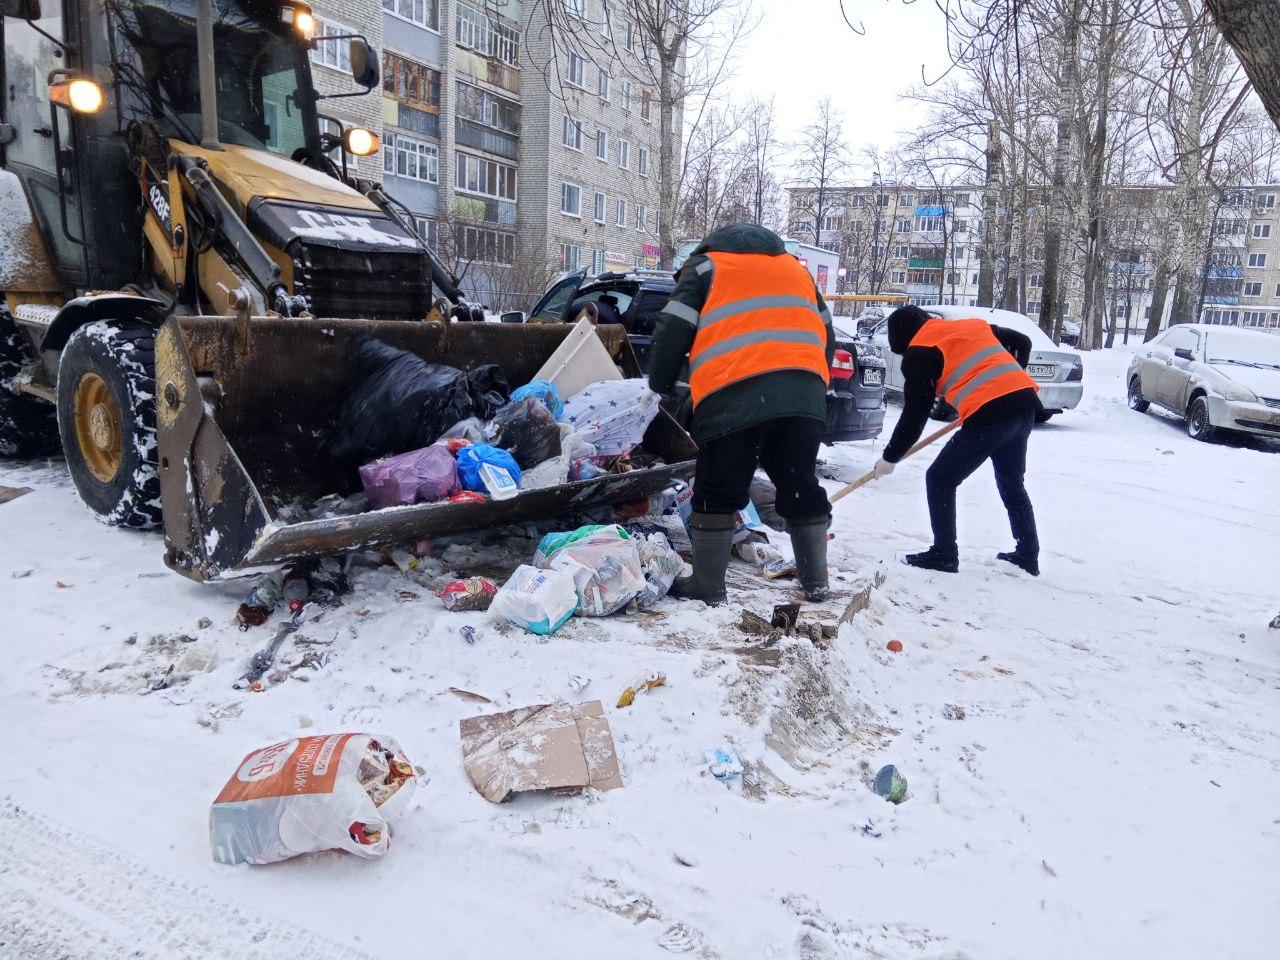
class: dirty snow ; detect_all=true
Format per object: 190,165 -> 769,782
1,347 -> 1278,958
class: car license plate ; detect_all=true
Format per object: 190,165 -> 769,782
1029,364 -> 1056,380
862,368 -> 884,386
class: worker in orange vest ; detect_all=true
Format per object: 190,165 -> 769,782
648,224 -> 836,604
871,305 -> 1042,575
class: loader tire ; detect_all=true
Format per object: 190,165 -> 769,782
56,321 -> 162,528
0,310 -> 60,458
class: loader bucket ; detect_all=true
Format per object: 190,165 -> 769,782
154,316 -> 697,581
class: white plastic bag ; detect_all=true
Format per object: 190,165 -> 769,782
210,734 -> 416,865
634,532 -> 683,609
534,524 -> 646,616
560,379 -> 660,456
490,564 -> 579,635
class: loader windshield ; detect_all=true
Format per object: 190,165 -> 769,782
109,0 -> 319,157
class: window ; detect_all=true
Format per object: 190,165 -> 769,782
877,193 -> 890,207
560,243 -> 581,270
641,89 -> 652,120
955,219 -> 969,234
455,5 -> 520,66
600,2 -> 611,36
915,214 -> 944,231
1275,283 -> 1280,297
598,70 -> 611,100
1254,223 -> 1272,238
412,216 -> 438,249
564,0 -> 586,17
1256,193 -> 1276,210
971,272 -> 979,284
383,53 -> 441,108
638,147 -> 649,177
596,129 -> 608,160
566,52 -> 585,87
954,246 -> 966,260
562,182 -> 582,217
948,272 -> 959,285
1032,246 -> 1044,261
384,133 -> 439,182
890,270 -> 906,284
899,193 -> 913,206
1244,281 -> 1263,296
383,0 -> 439,30
896,218 -> 910,233
311,16 -> 353,72
562,115 -> 583,150
1249,252 -> 1268,267
615,198 -> 626,227
594,191 -> 606,223
455,151 -> 517,199
620,78 -> 633,111
624,20 -> 635,50
618,139 -> 631,169
635,203 -> 647,231
893,245 -> 908,258
1028,301 -> 1040,315
456,81 -> 519,132
592,248 -> 606,274
456,225 -> 514,264
953,192 -> 970,207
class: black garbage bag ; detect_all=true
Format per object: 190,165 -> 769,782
330,337 -> 510,468
492,396 -> 562,469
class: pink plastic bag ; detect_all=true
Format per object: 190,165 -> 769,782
359,444 -> 459,509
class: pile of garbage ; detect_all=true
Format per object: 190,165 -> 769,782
329,336 -> 663,509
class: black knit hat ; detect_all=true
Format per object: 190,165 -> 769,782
886,305 -> 935,354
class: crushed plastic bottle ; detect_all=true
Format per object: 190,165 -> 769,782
236,573 -> 282,631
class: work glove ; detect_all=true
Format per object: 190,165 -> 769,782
871,457 -> 896,480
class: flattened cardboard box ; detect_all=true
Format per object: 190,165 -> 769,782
459,700 -> 623,803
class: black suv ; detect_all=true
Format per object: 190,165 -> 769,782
503,269 -> 887,443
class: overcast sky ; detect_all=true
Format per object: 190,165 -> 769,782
723,0 -> 955,179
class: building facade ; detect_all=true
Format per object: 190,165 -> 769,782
305,0 -> 667,310
788,182 -> 1280,336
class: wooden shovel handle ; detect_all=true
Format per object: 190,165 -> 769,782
829,420 -> 961,504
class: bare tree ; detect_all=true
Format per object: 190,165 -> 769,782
790,98 -> 852,247
1203,0 -> 1280,130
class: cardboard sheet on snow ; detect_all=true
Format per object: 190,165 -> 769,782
0,486 -> 31,504
459,700 -> 623,803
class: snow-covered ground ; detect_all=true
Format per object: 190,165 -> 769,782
2,346 -> 1277,959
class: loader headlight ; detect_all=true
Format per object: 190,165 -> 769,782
49,77 -> 104,114
343,127 -> 379,156
282,4 -> 315,40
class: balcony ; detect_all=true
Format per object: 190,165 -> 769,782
909,257 -> 943,269
455,48 -> 520,95
1208,266 -> 1244,279
455,118 -> 518,160
396,103 -> 440,138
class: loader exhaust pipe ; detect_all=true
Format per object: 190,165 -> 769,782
196,0 -> 221,150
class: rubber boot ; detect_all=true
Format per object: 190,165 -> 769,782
904,547 -> 959,573
789,516 -> 831,602
668,513 -> 734,605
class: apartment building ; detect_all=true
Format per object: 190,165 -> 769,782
304,0 -> 668,309
790,182 -> 1280,334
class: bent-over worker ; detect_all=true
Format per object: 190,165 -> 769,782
648,224 -> 835,604
871,306 -> 1042,576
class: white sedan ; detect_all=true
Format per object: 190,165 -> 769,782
1126,324 -> 1280,442
852,305 -> 1085,422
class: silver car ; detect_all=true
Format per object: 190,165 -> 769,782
852,305 -> 1084,422
1126,324 -> 1280,442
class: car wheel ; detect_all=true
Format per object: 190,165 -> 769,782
1186,396 -> 1218,443
1034,410 -> 1055,424
56,321 -> 162,528
1127,377 -> 1150,413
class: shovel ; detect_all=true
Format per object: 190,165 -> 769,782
830,420 -> 961,505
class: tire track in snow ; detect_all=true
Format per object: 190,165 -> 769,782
0,798 -> 377,960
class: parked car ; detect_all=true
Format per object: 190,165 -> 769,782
1126,323 -> 1280,442
854,304 -> 1085,422
505,269 -> 887,443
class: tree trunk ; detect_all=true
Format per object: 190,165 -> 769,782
978,120 -> 1000,307
1170,34 -> 1207,325
1039,8 -> 1079,336
1204,0 -> 1280,132
1145,261 -> 1172,340
657,48 -> 680,268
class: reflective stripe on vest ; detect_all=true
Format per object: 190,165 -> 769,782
687,250 -> 829,407
910,318 -> 1038,420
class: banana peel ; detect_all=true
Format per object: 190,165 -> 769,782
617,673 -> 666,708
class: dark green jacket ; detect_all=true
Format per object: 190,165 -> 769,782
647,224 -> 835,443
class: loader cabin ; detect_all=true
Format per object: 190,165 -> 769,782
0,0 -> 379,298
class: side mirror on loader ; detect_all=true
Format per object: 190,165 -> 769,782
0,0 -> 42,19
350,37 -> 379,89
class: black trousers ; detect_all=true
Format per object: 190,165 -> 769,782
692,417 -> 831,521
925,408 -> 1039,559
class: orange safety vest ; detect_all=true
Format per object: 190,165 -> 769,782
911,318 -> 1038,420
687,251 -> 830,408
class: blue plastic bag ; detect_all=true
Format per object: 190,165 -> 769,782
455,444 -> 522,493
509,379 -> 564,420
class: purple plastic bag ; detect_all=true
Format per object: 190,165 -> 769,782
359,444 -> 460,509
